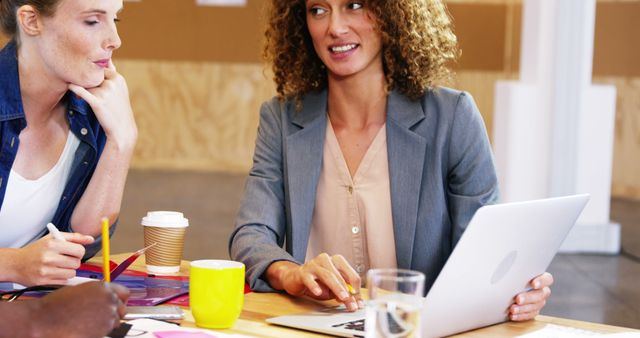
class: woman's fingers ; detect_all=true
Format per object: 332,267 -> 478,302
46,252 -> 82,270
108,59 -> 117,73
51,240 -> 87,260
50,267 -> 77,281
515,287 -> 551,306
103,66 -> 117,81
35,266 -> 76,284
312,266 -> 349,300
331,255 -> 364,308
60,232 -> 95,245
26,237 -> 86,283
510,300 -> 546,316
301,272 -> 323,297
531,272 -> 554,289
305,254 -> 359,311
510,310 -> 540,321
68,84 -> 99,106
509,272 -> 553,321
276,254 -> 363,312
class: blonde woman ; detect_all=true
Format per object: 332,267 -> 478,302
0,0 -> 136,286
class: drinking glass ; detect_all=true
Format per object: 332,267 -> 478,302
365,269 -> 425,338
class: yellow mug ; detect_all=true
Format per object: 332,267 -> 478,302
189,260 -> 245,328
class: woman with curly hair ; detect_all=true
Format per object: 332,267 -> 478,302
230,0 -> 552,319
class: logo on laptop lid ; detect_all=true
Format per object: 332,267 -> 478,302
491,250 -> 517,284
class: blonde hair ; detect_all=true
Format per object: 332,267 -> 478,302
263,0 -> 459,101
0,0 -> 60,37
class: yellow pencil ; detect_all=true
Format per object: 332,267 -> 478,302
346,284 -> 359,296
101,217 -> 110,282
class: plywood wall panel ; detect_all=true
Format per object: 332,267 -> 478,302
448,4 -> 508,71
115,0 -> 264,63
110,59 -> 640,201
594,76 -> 640,199
594,2 -> 640,77
115,59 -> 275,172
453,70 -> 518,139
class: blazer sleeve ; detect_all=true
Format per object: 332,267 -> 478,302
229,99 -> 298,292
446,92 -> 500,246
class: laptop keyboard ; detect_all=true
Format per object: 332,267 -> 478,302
332,312 -> 403,334
333,318 -> 365,331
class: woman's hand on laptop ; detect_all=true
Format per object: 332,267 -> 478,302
266,254 -> 364,312
509,272 -> 554,321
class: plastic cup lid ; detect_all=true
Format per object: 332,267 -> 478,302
141,211 -> 189,228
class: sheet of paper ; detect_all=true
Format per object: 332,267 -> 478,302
65,276 -> 95,285
154,332 -> 216,338
601,334 -> 640,338
3,276 -> 93,289
517,324 -> 640,338
125,319 -> 255,338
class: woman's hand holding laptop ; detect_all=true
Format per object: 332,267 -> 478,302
265,252 -> 553,321
265,253 -> 365,312
510,272 -> 554,321
266,255 -> 553,322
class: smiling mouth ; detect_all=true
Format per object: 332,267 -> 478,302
329,44 -> 359,54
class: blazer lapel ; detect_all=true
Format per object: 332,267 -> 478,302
386,91 -> 427,269
286,91 -> 328,261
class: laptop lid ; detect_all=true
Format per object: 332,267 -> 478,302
422,194 -> 589,337
266,194 -> 590,338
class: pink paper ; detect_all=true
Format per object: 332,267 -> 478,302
153,331 -> 216,338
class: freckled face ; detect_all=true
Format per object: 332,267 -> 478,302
306,0 -> 383,80
35,0 -> 123,88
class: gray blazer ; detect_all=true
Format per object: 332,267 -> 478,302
229,87 -> 499,293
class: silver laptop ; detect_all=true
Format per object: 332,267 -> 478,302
266,194 -> 590,338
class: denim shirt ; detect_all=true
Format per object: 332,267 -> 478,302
0,40 -> 114,259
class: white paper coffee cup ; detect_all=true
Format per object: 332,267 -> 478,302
142,211 -> 189,274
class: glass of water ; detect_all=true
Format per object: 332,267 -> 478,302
365,269 -> 425,338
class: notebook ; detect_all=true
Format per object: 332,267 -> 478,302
0,266 -> 189,306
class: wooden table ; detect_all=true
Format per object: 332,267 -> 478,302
98,253 -> 639,337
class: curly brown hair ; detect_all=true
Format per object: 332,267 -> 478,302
263,0 -> 459,101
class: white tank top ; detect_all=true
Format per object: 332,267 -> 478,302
0,131 -> 80,248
